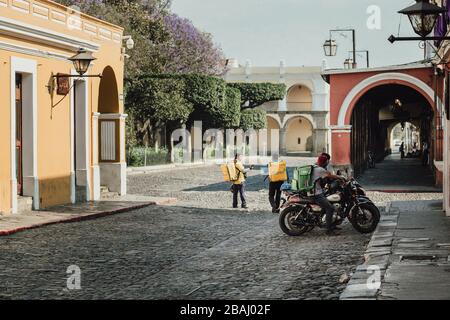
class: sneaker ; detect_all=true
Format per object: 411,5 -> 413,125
272,208 -> 280,214
242,205 -> 249,209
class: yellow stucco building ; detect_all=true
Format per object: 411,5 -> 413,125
0,0 -> 128,214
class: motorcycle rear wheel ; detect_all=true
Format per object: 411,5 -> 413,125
350,203 -> 380,234
279,205 -> 309,236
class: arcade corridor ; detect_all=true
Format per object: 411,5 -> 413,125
356,153 -> 441,192
350,83 -> 437,178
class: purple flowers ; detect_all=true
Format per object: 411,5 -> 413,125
160,13 -> 226,75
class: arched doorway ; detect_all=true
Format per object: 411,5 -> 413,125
95,66 -> 126,198
284,116 -> 313,153
98,66 -> 119,114
349,83 -> 435,177
286,84 -> 312,111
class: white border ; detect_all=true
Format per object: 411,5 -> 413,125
10,56 -> 38,213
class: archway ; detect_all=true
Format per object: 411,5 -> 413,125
284,116 -> 313,153
95,66 -> 126,198
286,84 -> 312,112
98,66 -> 119,114
349,83 -> 435,178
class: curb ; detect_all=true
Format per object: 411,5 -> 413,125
0,199 -> 176,237
127,162 -> 213,175
339,203 -> 399,300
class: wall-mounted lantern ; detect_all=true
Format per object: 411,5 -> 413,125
68,48 -> 96,76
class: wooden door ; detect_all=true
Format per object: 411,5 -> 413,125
15,74 -> 23,195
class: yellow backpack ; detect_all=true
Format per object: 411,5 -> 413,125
268,161 -> 288,182
221,162 -> 239,182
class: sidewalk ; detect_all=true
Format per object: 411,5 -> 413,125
0,195 -> 176,237
340,200 -> 450,300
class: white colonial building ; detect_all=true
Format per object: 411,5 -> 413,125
224,60 -> 330,156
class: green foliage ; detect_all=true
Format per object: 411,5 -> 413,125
127,76 -> 193,127
222,86 -> 242,128
239,108 -> 267,131
127,147 -> 169,167
228,82 -> 287,108
130,74 -> 242,130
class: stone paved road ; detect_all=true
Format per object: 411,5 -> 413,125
0,164 -> 373,300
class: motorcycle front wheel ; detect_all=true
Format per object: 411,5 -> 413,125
279,205 -> 309,236
350,203 -> 380,234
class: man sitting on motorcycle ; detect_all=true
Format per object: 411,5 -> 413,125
313,153 -> 346,236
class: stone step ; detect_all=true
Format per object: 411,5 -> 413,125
17,196 -> 33,213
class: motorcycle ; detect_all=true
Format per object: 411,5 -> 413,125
278,178 -> 380,236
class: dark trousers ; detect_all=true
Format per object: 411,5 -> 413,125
269,181 -> 283,211
232,183 -> 247,208
314,193 -> 335,231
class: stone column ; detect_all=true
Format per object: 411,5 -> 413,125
92,112 -> 101,200
280,127 -> 287,156
311,112 -> 329,155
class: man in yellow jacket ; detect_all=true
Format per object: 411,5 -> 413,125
232,154 -> 249,209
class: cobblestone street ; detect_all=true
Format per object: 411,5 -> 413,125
0,162 -> 377,300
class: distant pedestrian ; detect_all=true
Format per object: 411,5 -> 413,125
422,141 -> 429,166
399,142 -> 405,159
231,154 -> 249,209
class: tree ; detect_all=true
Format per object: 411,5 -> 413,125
127,76 -> 193,145
228,83 -> 286,108
160,14 -> 226,76
239,108 -> 267,131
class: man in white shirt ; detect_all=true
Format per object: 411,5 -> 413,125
312,153 -> 346,236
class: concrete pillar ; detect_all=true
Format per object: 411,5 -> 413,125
331,126 -> 353,177
280,127 -> 287,156
311,112 -> 328,155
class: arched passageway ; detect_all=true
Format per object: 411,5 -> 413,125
285,116 -> 313,153
350,84 -> 434,176
95,65 -> 126,197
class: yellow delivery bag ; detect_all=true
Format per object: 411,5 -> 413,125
268,161 -> 287,182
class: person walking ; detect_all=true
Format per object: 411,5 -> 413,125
268,153 -> 285,213
231,154 -> 249,209
422,141 -> 429,166
400,142 -> 405,159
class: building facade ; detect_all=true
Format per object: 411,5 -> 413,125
224,60 -> 330,156
0,0 -> 127,214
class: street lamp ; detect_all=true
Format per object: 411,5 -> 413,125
349,50 -> 370,68
68,48 -> 96,76
323,39 -> 338,56
400,0 -> 445,38
323,29 -> 357,68
343,59 -> 354,69
388,0 -> 449,43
